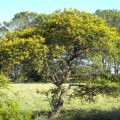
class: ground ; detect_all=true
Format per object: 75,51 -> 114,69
4,83 -> 120,120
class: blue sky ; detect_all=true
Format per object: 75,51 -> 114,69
0,0 -> 120,23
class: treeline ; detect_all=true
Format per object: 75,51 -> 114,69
0,9 -> 120,83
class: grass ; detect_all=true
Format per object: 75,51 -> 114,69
4,83 -> 120,120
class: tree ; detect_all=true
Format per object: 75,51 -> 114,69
0,9 -> 120,118
0,11 -> 49,82
94,9 -> 120,29
3,11 -> 48,32
42,9 -> 119,118
95,9 -> 120,75
3,11 -> 39,30
0,27 -> 48,81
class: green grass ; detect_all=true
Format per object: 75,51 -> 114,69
4,83 -> 120,120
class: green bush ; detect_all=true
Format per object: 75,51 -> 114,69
0,72 -> 32,120
0,72 -> 9,89
0,98 -> 31,120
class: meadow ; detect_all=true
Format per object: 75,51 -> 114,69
4,83 -> 120,120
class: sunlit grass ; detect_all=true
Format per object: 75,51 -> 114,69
4,83 -> 120,119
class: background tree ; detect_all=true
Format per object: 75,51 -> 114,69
3,11 -> 39,30
0,12 -> 49,82
95,9 -> 120,75
0,27 -> 48,81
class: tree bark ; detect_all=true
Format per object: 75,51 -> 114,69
49,87 -> 70,119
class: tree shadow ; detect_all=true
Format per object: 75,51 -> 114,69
31,108 -> 120,120
60,108 -> 120,120
31,110 -> 48,119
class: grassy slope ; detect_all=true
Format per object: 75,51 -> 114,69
5,83 -> 120,120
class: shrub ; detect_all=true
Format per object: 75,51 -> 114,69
0,72 -> 32,120
0,72 -> 9,89
0,98 -> 31,120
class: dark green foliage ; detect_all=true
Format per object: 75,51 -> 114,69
3,11 -> 39,30
95,9 -> 120,28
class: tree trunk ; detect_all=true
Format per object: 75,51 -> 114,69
13,64 -> 18,81
49,87 -> 70,119
102,57 -> 106,72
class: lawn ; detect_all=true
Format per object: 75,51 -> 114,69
4,83 -> 120,120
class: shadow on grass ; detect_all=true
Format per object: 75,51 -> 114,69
31,108 -> 120,120
31,110 -> 48,119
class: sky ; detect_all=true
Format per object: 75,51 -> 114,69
0,0 -> 120,23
